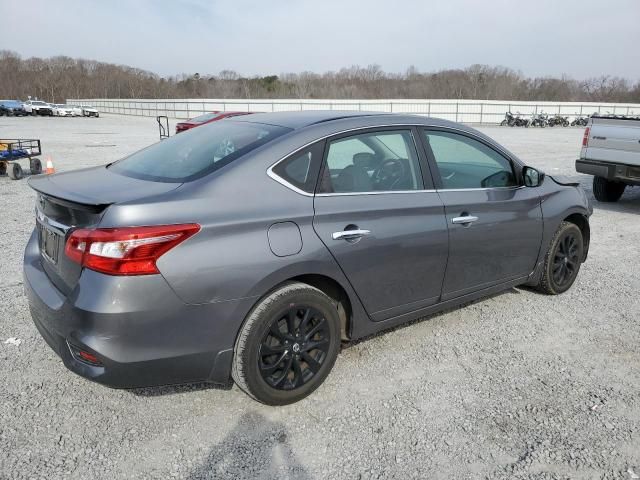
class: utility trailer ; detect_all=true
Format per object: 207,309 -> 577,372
0,139 -> 43,180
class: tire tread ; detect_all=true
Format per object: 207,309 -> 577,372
231,282 -> 333,404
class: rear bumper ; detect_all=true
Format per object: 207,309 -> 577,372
576,159 -> 640,186
23,230 -> 255,389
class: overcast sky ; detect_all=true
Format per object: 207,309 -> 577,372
1,0 -> 639,80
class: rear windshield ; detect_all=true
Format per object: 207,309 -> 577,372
190,112 -> 220,123
108,121 -> 291,182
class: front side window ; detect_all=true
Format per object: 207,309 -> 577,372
423,130 -> 517,189
319,130 -> 423,193
109,121 -> 291,182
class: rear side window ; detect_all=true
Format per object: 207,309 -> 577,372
319,130 -> 424,193
109,121 -> 291,182
271,142 -> 324,193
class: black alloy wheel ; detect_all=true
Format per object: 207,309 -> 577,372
259,305 -> 330,390
552,232 -> 580,288
537,221 -> 584,295
232,282 -> 341,405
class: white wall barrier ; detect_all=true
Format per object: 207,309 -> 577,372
68,98 -> 640,124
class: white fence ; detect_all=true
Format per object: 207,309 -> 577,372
69,98 -> 640,124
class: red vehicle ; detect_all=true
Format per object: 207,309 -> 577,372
175,111 -> 252,133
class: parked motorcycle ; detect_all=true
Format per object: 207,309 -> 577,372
500,111 -> 516,127
571,116 -> 589,127
530,112 -> 549,128
548,114 -> 570,127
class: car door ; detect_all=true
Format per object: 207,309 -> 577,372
419,128 -> 543,301
312,127 -> 449,321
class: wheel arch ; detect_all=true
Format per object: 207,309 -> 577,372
563,212 -> 590,261
291,274 -> 352,341
245,272 -> 355,342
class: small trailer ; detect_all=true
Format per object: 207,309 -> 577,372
0,139 -> 43,180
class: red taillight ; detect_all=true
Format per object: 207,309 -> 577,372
582,127 -> 590,147
64,224 -> 200,276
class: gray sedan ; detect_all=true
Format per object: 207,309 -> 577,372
24,111 -> 592,405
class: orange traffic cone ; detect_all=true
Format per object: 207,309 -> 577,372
45,157 -> 55,174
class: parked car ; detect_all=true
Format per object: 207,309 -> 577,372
175,111 -> 252,133
576,114 -> 640,202
24,100 -> 54,116
81,105 -> 99,117
52,104 -> 76,117
24,112 -> 592,405
67,105 -> 83,117
21,101 -> 33,115
0,100 -> 28,116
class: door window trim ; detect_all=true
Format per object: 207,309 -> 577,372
267,124 -> 440,197
317,126 -> 433,196
418,126 -> 524,191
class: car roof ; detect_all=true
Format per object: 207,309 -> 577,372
231,110 -> 462,130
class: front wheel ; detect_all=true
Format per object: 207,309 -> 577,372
232,282 -> 341,405
593,176 -> 625,202
536,222 -> 584,295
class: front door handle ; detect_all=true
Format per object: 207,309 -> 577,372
451,216 -> 479,225
332,229 -> 371,240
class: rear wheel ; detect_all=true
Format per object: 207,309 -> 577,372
8,162 -> 23,180
30,158 -> 42,175
593,176 -> 625,202
232,282 -> 341,405
0,161 -> 6,176
536,222 -> 583,295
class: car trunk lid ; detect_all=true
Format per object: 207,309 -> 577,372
28,167 -> 182,294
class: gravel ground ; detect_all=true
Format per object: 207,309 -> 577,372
1,115 -> 639,480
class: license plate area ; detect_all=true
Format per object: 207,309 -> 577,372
38,223 -> 61,264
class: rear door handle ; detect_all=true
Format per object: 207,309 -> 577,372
332,229 -> 371,240
451,216 -> 479,225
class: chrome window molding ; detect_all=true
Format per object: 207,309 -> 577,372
316,189 -> 437,197
266,122 -> 524,197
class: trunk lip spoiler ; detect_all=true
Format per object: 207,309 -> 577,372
28,176 -> 112,212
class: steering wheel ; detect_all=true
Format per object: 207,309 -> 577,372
374,158 -> 406,190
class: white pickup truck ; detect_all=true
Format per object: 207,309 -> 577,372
576,115 -> 640,202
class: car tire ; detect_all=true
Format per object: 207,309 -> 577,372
536,221 -> 584,295
593,176 -> 625,203
30,158 -> 42,175
232,282 -> 341,405
0,161 -> 6,176
8,162 -> 23,180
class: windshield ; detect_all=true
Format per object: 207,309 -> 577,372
1,100 -> 20,107
32,101 -> 48,106
108,121 -> 291,182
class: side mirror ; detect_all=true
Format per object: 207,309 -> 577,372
523,166 -> 544,187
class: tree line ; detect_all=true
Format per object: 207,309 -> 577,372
1,50 -> 638,103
